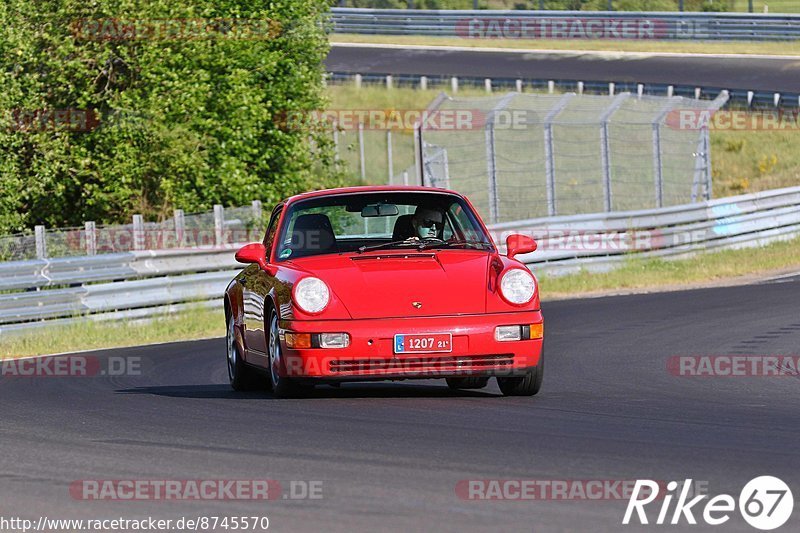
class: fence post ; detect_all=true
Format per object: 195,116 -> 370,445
358,121 -> 366,181
251,200 -> 263,240
35,225 -> 47,259
484,92 -> 516,224
132,214 -> 144,251
333,120 -> 340,161
174,209 -> 185,248
599,93 -> 630,212
386,129 -> 393,185
652,99 -> 677,209
214,204 -> 224,247
543,94 -> 574,217
403,170 -> 409,186
442,147 -> 451,189
85,221 -> 97,256
414,122 -> 424,186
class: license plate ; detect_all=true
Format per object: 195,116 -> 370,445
394,333 -> 452,354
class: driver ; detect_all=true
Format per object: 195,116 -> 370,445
409,206 -> 444,240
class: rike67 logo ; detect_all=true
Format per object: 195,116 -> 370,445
623,476 -> 794,530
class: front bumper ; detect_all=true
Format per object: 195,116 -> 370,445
279,311 -> 543,380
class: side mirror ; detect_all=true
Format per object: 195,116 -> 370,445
506,234 -> 537,260
235,243 -> 275,274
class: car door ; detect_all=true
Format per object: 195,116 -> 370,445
242,205 -> 283,367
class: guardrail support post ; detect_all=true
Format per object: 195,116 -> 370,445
420,76 -> 427,91
599,93 -> 630,212
85,221 -> 97,256
484,78 -> 492,93
577,81 -> 584,95
358,121 -> 366,180
35,225 -> 47,259
386,75 -> 392,90
214,205 -> 224,247
354,73 -> 361,89
451,77 -> 458,94
174,209 -> 185,248
516,79 -> 523,92
132,215 -> 144,251
548,80 -> 555,94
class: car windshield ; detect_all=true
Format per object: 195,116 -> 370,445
275,191 -> 494,261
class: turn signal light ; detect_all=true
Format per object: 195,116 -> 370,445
285,333 -> 312,349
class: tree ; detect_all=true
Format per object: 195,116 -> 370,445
0,0 -> 340,233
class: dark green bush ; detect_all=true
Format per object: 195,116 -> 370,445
0,0 -> 340,233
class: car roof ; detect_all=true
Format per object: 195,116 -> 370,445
282,185 -> 465,206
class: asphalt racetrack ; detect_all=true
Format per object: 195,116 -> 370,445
326,44 -> 800,93
1,278 -> 799,532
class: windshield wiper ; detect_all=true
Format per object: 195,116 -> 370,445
418,240 -> 493,251
357,240 -> 419,253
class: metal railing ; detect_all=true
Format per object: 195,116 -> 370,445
2,184 -> 800,333
330,8 -> 800,41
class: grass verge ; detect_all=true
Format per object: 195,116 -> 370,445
0,305 -> 224,359
539,235 -> 800,299
331,34 -> 800,57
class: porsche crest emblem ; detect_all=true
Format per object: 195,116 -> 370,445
412,301 -> 423,309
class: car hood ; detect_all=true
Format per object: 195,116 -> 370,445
289,252 -> 490,319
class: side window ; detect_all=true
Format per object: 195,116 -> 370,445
262,206 -> 283,259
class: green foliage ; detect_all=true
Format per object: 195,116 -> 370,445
0,0 -> 341,233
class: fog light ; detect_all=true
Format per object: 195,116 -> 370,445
495,326 -> 522,342
285,332 -> 311,349
317,333 -> 350,349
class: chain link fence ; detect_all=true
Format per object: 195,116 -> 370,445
420,91 -> 728,223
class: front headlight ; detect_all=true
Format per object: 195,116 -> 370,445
293,277 -> 330,314
499,268 -> 536,305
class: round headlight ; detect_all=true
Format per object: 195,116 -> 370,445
294,277 -> 330,314
500,269 -> 536,305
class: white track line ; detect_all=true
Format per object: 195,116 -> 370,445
331,41 -> 800,61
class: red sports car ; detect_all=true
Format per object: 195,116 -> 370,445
224,186 -> 543,397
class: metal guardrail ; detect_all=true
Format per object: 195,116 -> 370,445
2,184 -> 800,333
330,8 -> 800,41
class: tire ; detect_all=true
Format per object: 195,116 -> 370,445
227,316 -> 262,391
446,377 -> 490,390
497,352 -> 544,397
267,309 -> 310,398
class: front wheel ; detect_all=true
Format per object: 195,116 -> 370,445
268,309 -> 311,398
497,353 -> 543,397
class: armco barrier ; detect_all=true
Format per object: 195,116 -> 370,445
2,185 -> 800,332
330,8 -> 800,41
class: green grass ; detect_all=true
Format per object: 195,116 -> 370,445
539,235 -> 800,299
0,305 -> 224,359
331,34 -> 800,56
